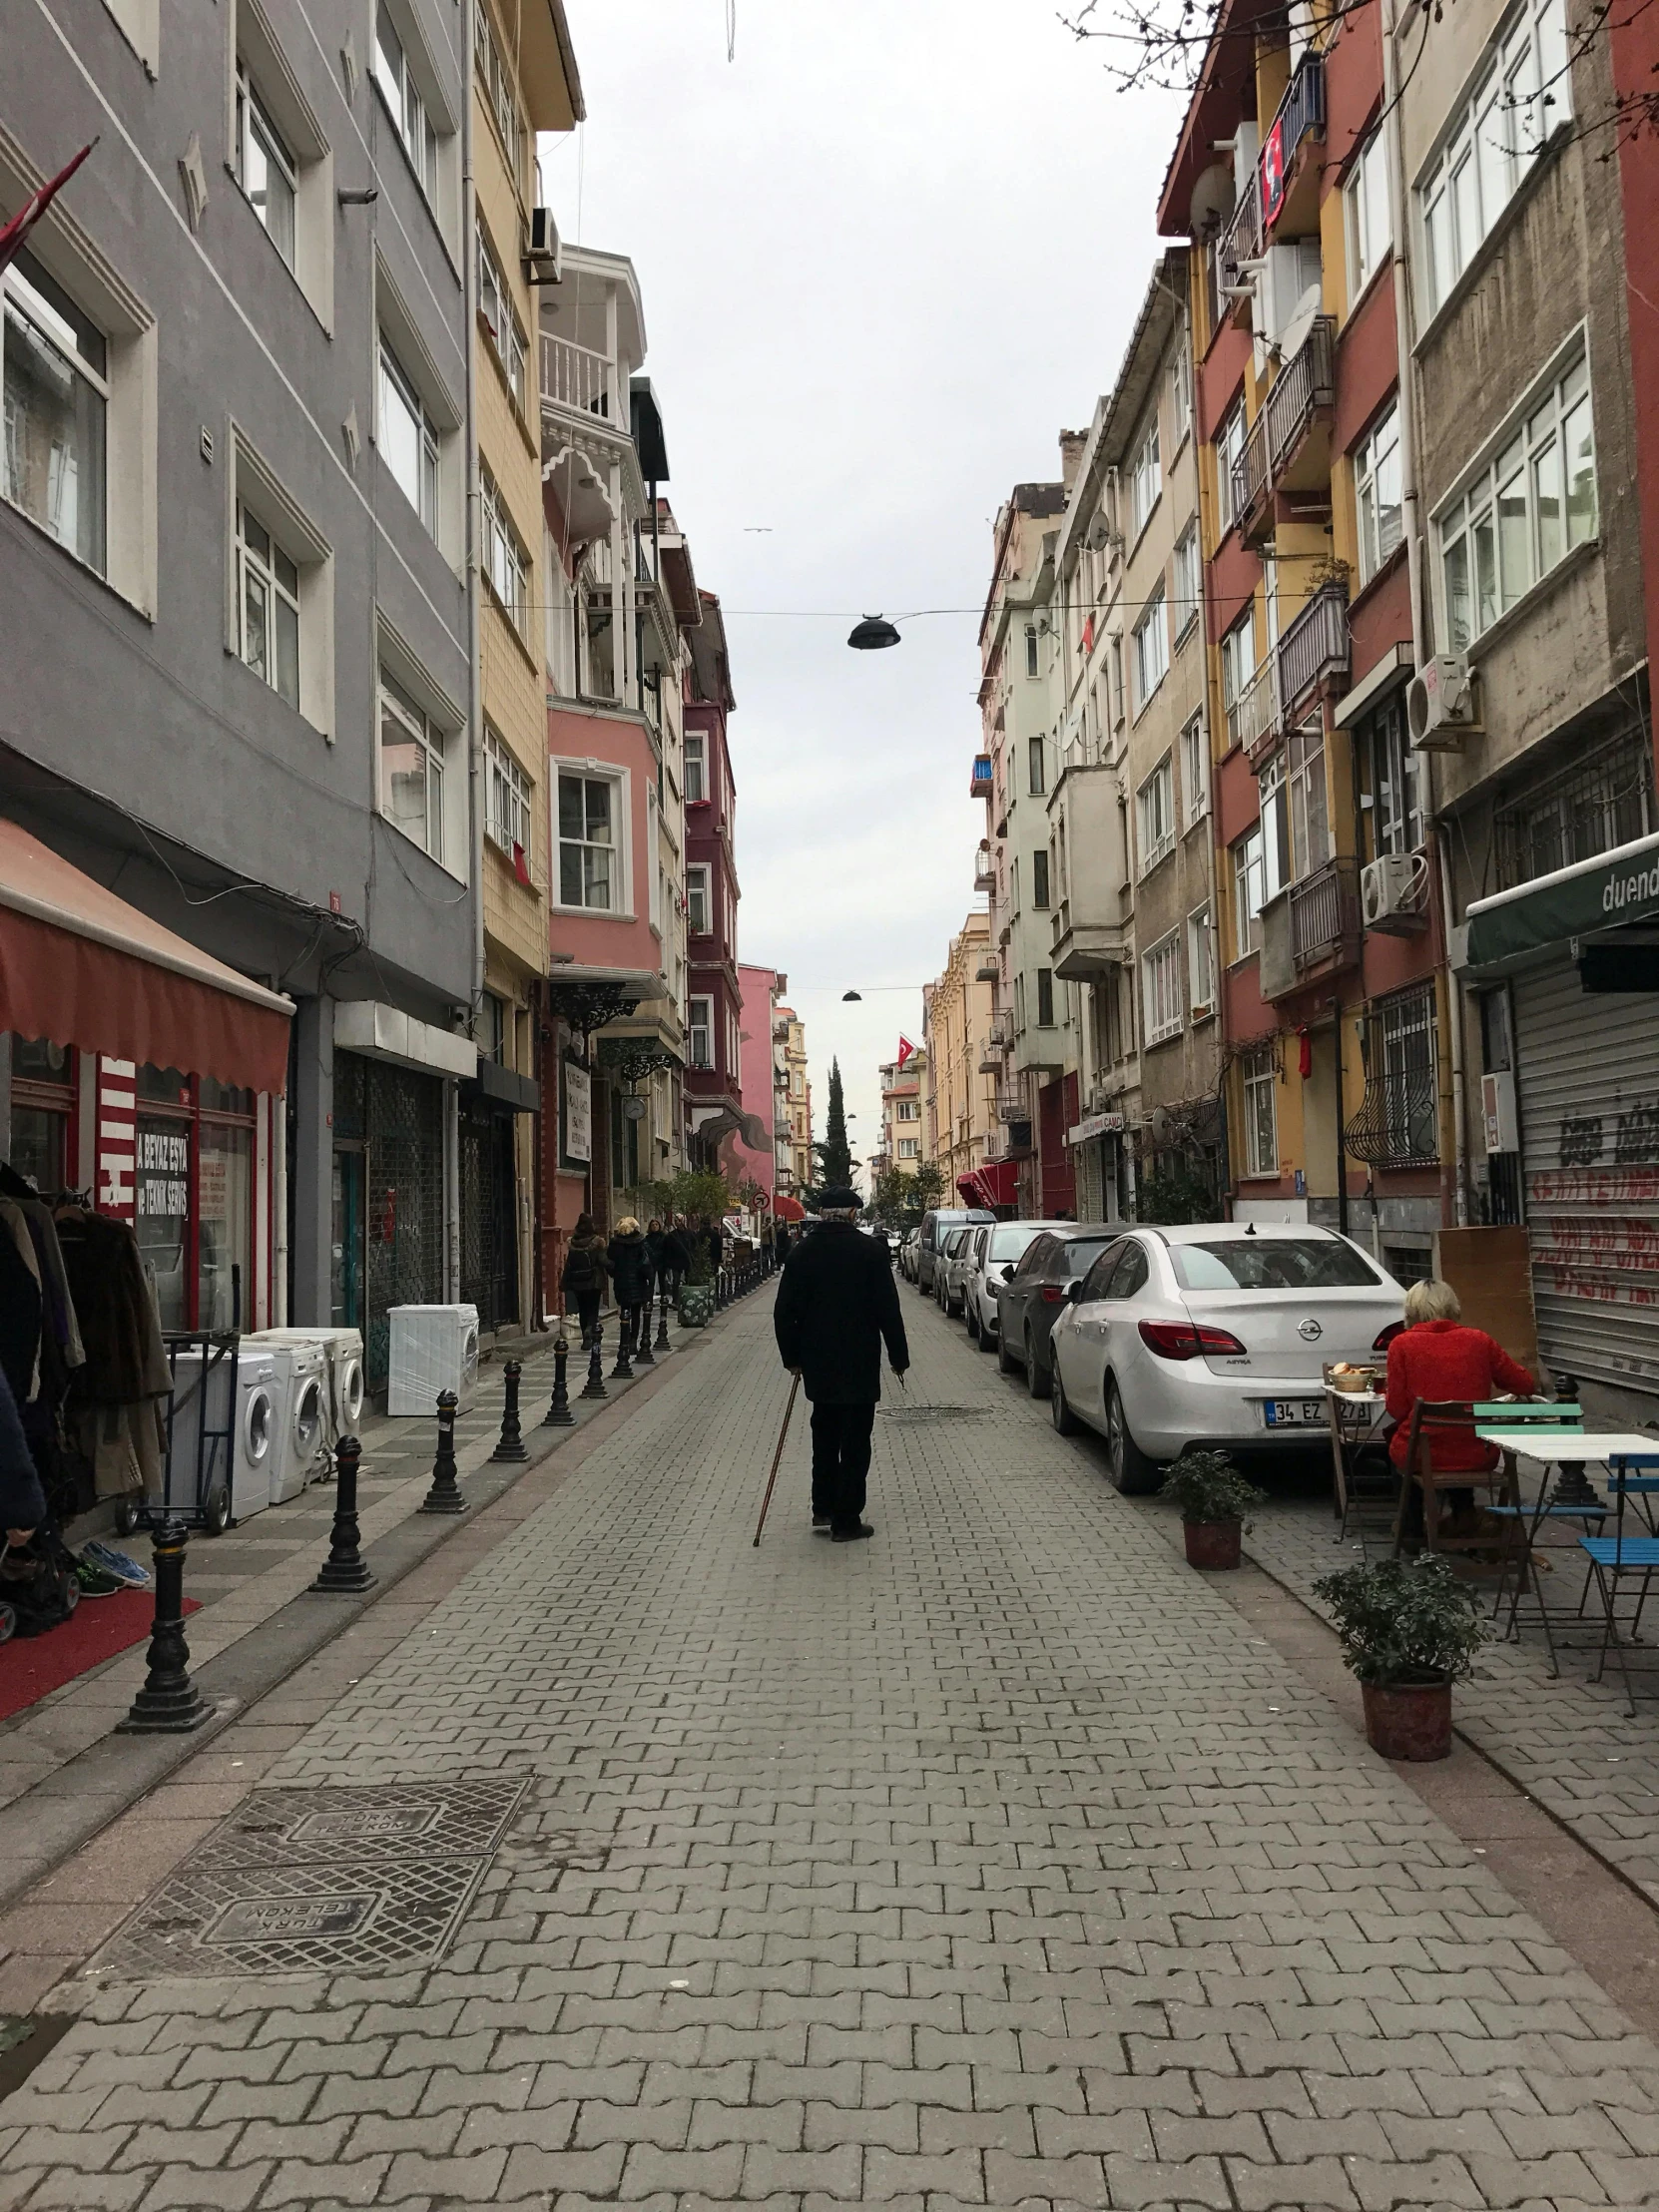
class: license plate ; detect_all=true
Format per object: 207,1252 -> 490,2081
1263,1398 -> 1326,1428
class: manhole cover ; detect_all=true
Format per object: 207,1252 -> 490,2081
880,1405 -> 988,1424
86,1776 -> 529,1983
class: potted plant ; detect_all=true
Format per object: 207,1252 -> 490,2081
1311,1555 -> 1487,1762
1159,1450 -> 1265,1570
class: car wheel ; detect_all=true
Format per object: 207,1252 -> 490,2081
1024,1328 -> 1050,1400
1050,1364 -> 1080,1436
978,1318 -> 997,1356
1104,1378 -> 1159,1494
997,1323 -> 1017,1375
966,1304 -> 980,1344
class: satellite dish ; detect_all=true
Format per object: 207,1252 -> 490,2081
1189,162 -> 1236,239
1275,282 -> 1324,364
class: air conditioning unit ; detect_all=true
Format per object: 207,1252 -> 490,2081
1406,655 -> 1478,750
526,206 -> 563,280
1361,850 -> 1430,934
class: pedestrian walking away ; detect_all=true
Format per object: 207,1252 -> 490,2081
608,1216 -> 654,1356
773,1185 -> 908,1542
705,1215 -> 726,1275
645,1216 -> 672,1300
561,1214 -> 610,1349
775,1219 -> 791,1269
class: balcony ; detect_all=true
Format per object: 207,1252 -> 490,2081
1050,896 -> 1129,981
1262,53 -> 1326,235
1230,657 -> 1280,766
974,956 -> 999,982
1230,318 -> 1336,547
995,1080 -> 1027,1125
988,1010 -> 1013,1049
973,837 -> 994,892
1219,166 -> 1264,311
1277,581 -> 1350,723
540,331 -> 620,422
1259,856 -> 1362,1000
970,754 -> 993,800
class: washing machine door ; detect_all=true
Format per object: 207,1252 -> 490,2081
461,1325 -> 480,1398
338,1353 -> 365,1433
292,1373 -> 325,1471
244,1384 -> 275,1470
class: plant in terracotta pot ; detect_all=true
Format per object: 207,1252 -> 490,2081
1160,1450 -> 1265,1570
1312,1554 -> 1487,1762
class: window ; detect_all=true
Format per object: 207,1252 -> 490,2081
896,1099 -> 919,1121
1220,611 -> 1256,748
1031,848 -> 1051,909
1173,525 -> 1201,641
1132,588 -> 1168,711
237,501 -> 299,708
1172,1236 -> 1382,1291
687,861 -> 711,935
1171,338 -> 1193,447
373,6 -> 438,199
1233,825 -> 1267,956
236,65 -> 296,266
1110,634 -> 1125,730
1131,416 -> 1161,535
475,222 -> 526,412
474,3 -> 522,180
1182,711 -> 1208,827
1381,989 -> 1438,1162
1216,399 -> 1246,536
1025,624 -> 1039,677
485,727 -> 531,860
2,249 -> 107,575
1361,694 -> 1424,859
689,996 -> 714,1070
1286,724 -> 1331,880
684,731 -> 707,803
378,338 -> 438,533
1242,1046 -> 1278,1177
1347,128 -> 1392,300
1137,755 -> 1175,872
1437,347 -> 1595,651
558,772 -> 618,910
1141,932 -> 1182,1045
1418,0 -> 1570,316
897,1137 -> 919,1161
1189,905 -> 1215,1013
1354,402 -> 1401,584
379,669 -> 445,860
480,468 -> 529,630
1027,735 -> 1046,795
1036,968 -> 1055,1027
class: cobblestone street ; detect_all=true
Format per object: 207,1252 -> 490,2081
7,1288 -> 1659,2209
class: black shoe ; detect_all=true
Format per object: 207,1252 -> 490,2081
830,1521 -> 874,1543
813,1511 -> 830,1528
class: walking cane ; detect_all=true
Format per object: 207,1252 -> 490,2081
752,1374 -> 801,1548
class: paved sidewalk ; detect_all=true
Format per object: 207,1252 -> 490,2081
8,1292 -> 1659,2207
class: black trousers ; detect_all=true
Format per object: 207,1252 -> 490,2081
811,1400 -> 876,1530
575,1292 -> 601,1343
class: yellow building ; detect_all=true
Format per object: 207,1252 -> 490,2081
923,912 -> 999,1201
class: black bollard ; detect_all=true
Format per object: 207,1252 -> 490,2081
312,1435 -> 375,1593
544,1331 -> 575,1425
655,1285 -> 671,1352
612,1307 -> 635,1380
633,1300 -> 656,1366
420,1388 -> 467,1513
118,1518 -> 213,1733
492,1359 -> 529,1461
582,1320 -> 608,1398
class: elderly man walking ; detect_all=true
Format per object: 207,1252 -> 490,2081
773,1187 -> 908,1543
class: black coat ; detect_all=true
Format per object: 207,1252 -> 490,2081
0,1365 -> 46,1531
774,1221 -> 909,1405
562,1235 -> 610,1301
608,1232 -> 653,1306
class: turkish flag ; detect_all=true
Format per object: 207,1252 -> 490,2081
0,142 -> 98,279
896,1035 -> 916,1068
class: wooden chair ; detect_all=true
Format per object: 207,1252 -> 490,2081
1391,1398 -> 1519,1561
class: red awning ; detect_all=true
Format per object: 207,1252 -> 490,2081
0,819 -> 293,1094
773,1193 -> 806,1223
958,1160 -> 1017,1209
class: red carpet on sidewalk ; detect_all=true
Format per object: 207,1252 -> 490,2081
0,1591 -> 201,1723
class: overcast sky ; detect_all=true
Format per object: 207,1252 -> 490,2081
543,1 -> 1184,1179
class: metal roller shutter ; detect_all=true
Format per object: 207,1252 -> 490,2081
1513,960 -> 1659,1396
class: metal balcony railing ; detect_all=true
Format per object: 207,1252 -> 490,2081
1289,854 -> 1362,973
1233,410 -> 1270,531
1229,657 -> 1279,758
1219,164 -> 1264,289
540,332 -> 615,418
1262,52 -> 1326,226
973,838 -> 994,891
995,1080 -> 1025,1123
1263,317 -> 1335,477
970,754 -> 993,799
1276,581 -> 1350,719
987,1010 -> 1012,1048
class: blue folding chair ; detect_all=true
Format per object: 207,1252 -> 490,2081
1479,1404 -> 1607,1674
1580,1457 -> 1659,1715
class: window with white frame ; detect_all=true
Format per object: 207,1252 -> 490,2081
1024,623 -> 1039,677
480,468 -> 529,630
1232,825 -> 1267,957
1418,0 -> 1571,317
1216,398 -> 1246,536
1132,588 -> 1168,711
1131,416 -> 1161,536
485,726 -> 531,859
378,337 -> 438,534
1437,346 -> 1596,652
1188,905 -> 1215,1013
689,995 -> 714,1070
1182,710 -> 1208,827
557,770 -> 620,910
1354,401 -> 1402,584
373,6 -> 437,199
1220,610 -> 1256,748
235,64 -> 296,266
1027,734 -> 1045,795
1171,337 -> 1193,447
1137,754 -> 1176,872
1173,524 -> 1201,641
1286,723 -> 1331,880
897,1137 -> 919,1161
1347,128 -> 1392,300
473,3 -> 521,181
1141,932 -> 1182,1046
236,500 -> 299,708
3,250 -> 109,576
378,669 -> 445,860
686,861 -> 712,935
1362,692 -> 1425,858
684,730 -> 707,803
1242,1046 -> 1278,1176
896,1099 -> 919,1121
1036,968 -> 1055,1026
475,222 -> 526,412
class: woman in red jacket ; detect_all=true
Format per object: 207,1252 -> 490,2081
1386,1278 -> 1536,1531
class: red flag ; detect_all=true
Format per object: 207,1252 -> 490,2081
0,141 -> 98,280
1081,614 -> 1095,656
896,1035 -> 916,1069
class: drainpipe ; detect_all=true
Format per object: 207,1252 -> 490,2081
1332,997 -> 1349,1236
463,0 -> 486,1041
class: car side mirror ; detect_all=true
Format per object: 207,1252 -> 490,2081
1066,1279 -> 1085,1304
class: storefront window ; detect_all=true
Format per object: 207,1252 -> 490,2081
8,1035 -> 72,1191
199,1121 -> 252,1330
132,1066 -> 256,1333
136,1082 -> 191,1330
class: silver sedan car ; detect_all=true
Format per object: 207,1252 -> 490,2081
934,1225 -> 976,1317
1046,1223 -> 1405,1492
962,1220 -> 1076,1349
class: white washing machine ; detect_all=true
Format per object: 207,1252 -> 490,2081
250,1328 -> 365,1446
166,1347 -> 276,1531
387,1305 -> 480,1417
262,1339 -> 331,1502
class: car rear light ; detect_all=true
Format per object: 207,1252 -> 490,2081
1373,1321 -> 1404,1351
1138,1320 -> 1248,1360
1040,1285 -> 1067,1303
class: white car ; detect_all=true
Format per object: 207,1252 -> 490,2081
1046,1223 -> 1405,1493
934,1225 -> 976,1316
963,1220 -> 1076,1350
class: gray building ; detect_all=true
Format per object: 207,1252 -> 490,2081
0,0 -> 481,1385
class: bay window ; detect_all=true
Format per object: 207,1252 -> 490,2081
2,249 -> 107,575
689,997 -> 714,1070
687,861 -> 712,935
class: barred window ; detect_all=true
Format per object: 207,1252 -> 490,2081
1346,988 -> 1439,1167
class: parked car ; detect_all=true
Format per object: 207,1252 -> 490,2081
994,1227 -> 1118,1399
964,1220 -> 1075,1349
899,1229 -> 921,1282
1046,1223 -> 1405,1493
916,1207 -> 993,1294
936,1225 -> 978,1317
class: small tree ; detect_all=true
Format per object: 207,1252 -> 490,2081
813,1058 -> 855,1191
869,1160 -> 944,1229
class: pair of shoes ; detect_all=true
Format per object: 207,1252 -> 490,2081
81,1539 -> 151,1588
812,1511 -> 830,1528
73,1558 -> 124,1599
830,1522 -> 874,1544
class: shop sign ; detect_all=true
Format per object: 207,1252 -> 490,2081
97,1056 -> 136,1221
564,1061 -> 591,1164
1466,830 -> 1659,966
137,1126 -> 191,1221
1065,1111 -> 1125,1149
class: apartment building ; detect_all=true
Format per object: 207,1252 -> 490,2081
922,913 -> 998,1204
776,1004 -> 813,1198
874,1049 -> 926,1181
733,964 -> 784,1206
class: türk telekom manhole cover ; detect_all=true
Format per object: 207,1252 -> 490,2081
85,1776 -> 531,1982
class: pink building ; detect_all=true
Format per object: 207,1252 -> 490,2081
732,965 -> 784,1205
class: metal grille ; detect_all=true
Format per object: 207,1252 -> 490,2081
1345,988 -> 1438,1166
1494,728 -> 1654,892
363,1060 -> 445,1390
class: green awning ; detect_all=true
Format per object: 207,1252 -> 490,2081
1465,830 -> 1659,967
